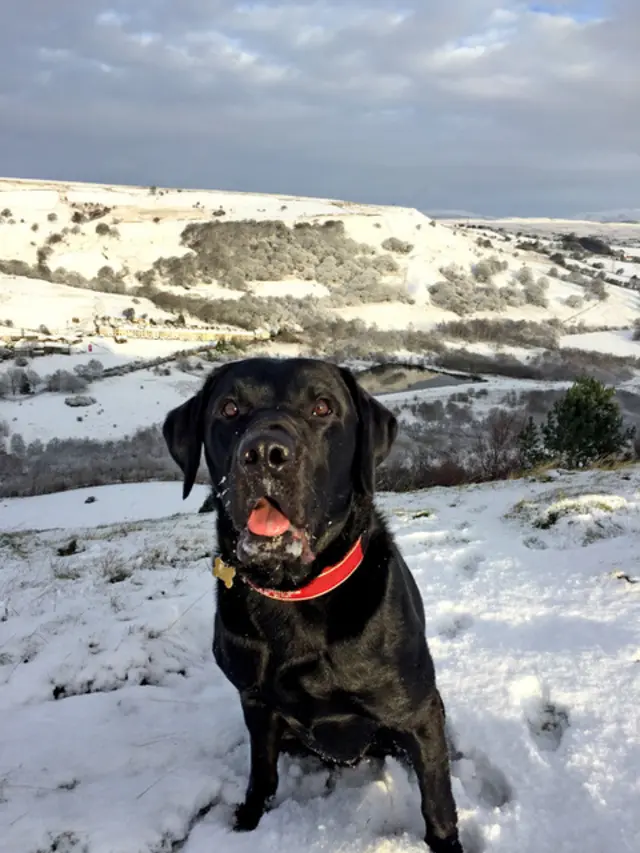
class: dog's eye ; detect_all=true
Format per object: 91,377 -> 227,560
221,399 -> 239,419
312,398 -> 332,418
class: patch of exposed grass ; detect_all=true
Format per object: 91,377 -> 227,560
532,494 -> 627,529
97,550 -> 133,584
412,509 -> 434,519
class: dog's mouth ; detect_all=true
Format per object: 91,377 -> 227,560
236,497 -> 315,568
247,497 -> 291,538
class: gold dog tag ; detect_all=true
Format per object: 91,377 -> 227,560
213,557 -> 236,589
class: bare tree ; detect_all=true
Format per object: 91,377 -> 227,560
472,407 -> 527,480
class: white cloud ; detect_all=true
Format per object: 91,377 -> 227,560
37,47 -> 74,62
0,0 -> 638,216
489,8 -> 519,25
426,41 -> 507,71
96,9 -> 130,28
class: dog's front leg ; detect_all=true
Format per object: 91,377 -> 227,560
234,697 -> 283,832
401,690 -> 463,853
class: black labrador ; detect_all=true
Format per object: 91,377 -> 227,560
163,356 -> 463,852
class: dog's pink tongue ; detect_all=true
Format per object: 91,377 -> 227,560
247,498 -> 291,537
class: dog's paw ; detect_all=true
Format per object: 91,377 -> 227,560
233,800 -> 265,832
425,834 -> 464,853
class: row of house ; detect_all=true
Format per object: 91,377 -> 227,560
96,324 -> 268,343
0,331 -> 85,357
1,321 -> 269,358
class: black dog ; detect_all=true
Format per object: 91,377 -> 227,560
163,357 -> 462,852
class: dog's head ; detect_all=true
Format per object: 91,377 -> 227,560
163,357 -> 397,587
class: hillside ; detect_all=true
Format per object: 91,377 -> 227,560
2,177 -> 640,343
3,177 -> 640,501
1,471 -> 639,853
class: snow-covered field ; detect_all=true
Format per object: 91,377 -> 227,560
9,366 -> 204,443
1,472 -> 639,853
0,275 -> 175,335
559,329 -> 640,358
0,482 -> 209,532
443,216 -> 640,243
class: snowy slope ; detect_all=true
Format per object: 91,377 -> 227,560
1,473 -> 638,853
8,366 -> 205,443
2,176 -> 640,340
0,274 -> 175,334
3,177 -> 640,456
559,329 -> 640,358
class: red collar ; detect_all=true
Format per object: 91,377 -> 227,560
246,537 -> 365,602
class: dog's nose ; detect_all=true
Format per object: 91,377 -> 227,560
239,430 -> 295,472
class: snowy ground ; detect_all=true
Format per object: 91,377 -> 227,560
1,473 -> 639,853
559,329 -> 640,358
8,367 -> 204,444
444,217 -> 640,243
0,274 -> 173,335
0,482 -> 209,532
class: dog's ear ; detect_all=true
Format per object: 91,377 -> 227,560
338,366 -> 398,495
163,390 -> 205,500
162,365 -> 228,499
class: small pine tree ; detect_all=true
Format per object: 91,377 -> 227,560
542,376 -> 635,468
518,416 -> 545,469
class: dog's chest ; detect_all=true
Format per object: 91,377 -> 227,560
215,610 -> 420,764
272,646 -> 382,762
273,643 -> 370,703
216,618 -> 382,704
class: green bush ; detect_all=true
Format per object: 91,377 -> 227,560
145,219 -> 408,304
565,294 -> 584,309
541,376 -> 635,467
381,237 -> 413,254
472,256 -> 508,282
523,277 -> 549,308
517,416 -> 546,468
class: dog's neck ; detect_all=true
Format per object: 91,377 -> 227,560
245,536 -> 366,601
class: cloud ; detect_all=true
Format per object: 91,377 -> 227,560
0,0 -> 638,215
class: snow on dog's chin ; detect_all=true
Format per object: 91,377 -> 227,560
236,527 -> 313,566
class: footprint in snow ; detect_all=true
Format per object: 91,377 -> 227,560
34,831 -> 89,853
522,535 -> 548,550
510,674 -> 570,753
451,747 -> 514,809
435,611 -> 474,640
446,724 -> 513,810
459,818 -> 486,853
527,699 -> 570,752
458,551 -> 485,578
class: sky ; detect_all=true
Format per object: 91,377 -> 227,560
0,0 -> 638,217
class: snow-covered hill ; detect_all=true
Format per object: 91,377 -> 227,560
575,209 -> 640,224
2,176 -> 640,343
1,472 -> 638,853
3,176 -> 640,501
